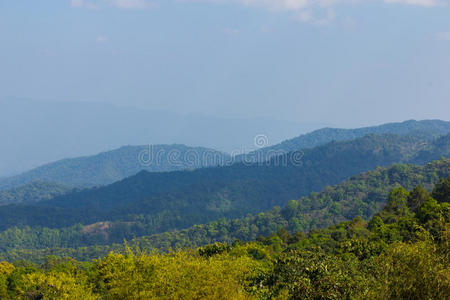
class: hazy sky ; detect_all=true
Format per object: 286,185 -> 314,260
1,0 -> 449,127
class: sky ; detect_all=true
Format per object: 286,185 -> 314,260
0,0 -> 450,127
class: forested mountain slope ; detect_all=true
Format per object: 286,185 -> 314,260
0,162 -> 450,299
40,133 -> 450,212
0,134 -> 447,249
0,98 -> 310,178
0,134 -> 424,228
1,119 -> 448,192
1,179 -> 448,299
409,132 -> 450,164
135,159 -> 450,250
0,181 -> 71,206
25,159 -> 441,255
239,119 -> 450,162
0,145 -> 230,190
3,129 -> 447,207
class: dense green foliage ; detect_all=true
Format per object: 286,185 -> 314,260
0,179 -> 448,299
0,134 -> 446,234
124,158 -> 450,250
0,159 -> 447,260
0,181 -> 71,206
0,145 -> 230,190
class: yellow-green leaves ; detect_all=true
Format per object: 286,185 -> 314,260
21,271 -> 97,300
96,249 -> 260,299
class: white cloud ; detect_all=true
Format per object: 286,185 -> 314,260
70,0 -> 449,24
436,31 -> 450,40
213,0 -> 448,24
235,0 -> 309,10
224,0 -> 340,24
384,0 -> 443,6
71,0 -> 450,11
213,0 -> 450,11
296,8 -> 336,25
71,0 -> 154,9
106,0 -> 154,8
238,0 -> 449,10
71,0 -> 98,9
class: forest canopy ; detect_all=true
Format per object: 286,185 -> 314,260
0,176 -> 448,299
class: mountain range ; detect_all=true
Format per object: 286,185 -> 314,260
123,158 -> 450,251
0,98 -> 314,177
0,158 -> 447,258
0,181 -> 71,206
1,119 -> 449,191
0,145 -> 230,190
0,133 -> 448,240
0,118 -> 447,269
242,119 -> 450,162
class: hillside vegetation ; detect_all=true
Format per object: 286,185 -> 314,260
135,158 -> 449,250
0,158 -> 447,258
0,145 -> 230,190
240,119 -> 450,162
0,177 -> 448,299
0,134 -> 446,234
0,181 -> 71,206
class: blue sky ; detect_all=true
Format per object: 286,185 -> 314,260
1,0 -> 449,127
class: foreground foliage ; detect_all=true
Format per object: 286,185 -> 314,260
0,177 -> 449,299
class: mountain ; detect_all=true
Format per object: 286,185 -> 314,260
409,133 -> 450,164
0,133 -> 447,236
1,119 -> 449,191
0,159 -> 447,261
135,159 -> 450,250
0,181 -> 71,206
238,119 -> 450,162
1,178 -> 448,300
0,145 -> 231,190
0,98 -> 313,177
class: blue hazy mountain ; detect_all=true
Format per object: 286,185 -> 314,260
0,98 -> 317,177
0,145 -> 231,190
1,117 -> 449,190
238,119 -> 450,162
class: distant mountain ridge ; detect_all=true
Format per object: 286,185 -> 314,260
0,181 -> 71,206
0,133 -> 448,234
0,98 -> 312,177
239,119 -> 450,162
0,119 -> 448,191
0,145 -> 231,190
